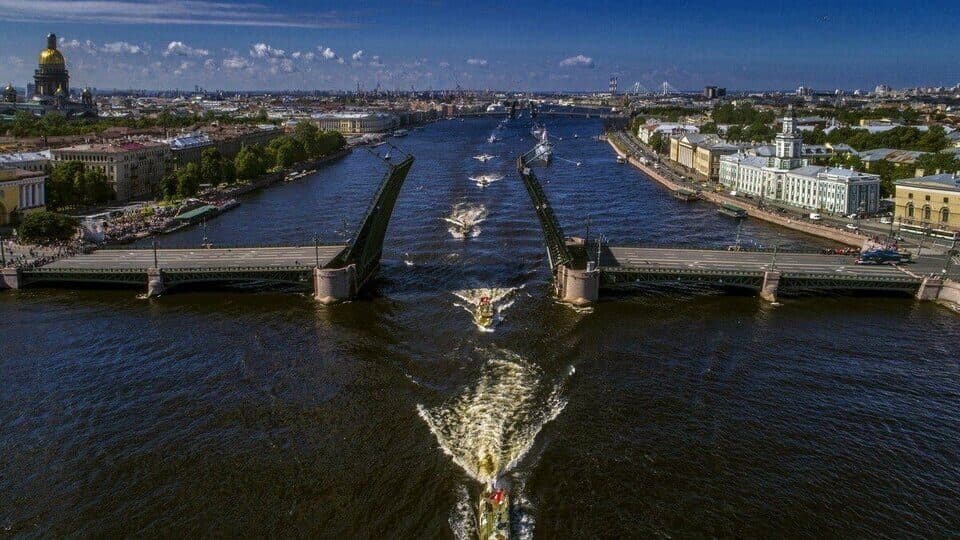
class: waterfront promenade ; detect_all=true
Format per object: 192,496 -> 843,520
607,131 -> 869,247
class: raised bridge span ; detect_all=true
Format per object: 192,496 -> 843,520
516,153 -> 957,306
1,155 -> 415,304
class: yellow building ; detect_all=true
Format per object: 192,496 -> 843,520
0,168 -> 47,225
894,173 -> 960,237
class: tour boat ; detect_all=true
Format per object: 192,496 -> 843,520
477,483 -> 510,539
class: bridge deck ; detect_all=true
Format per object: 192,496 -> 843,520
38,246 -> 349,271
601,247 -> 946,281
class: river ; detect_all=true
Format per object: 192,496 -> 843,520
2,117 -> 958,537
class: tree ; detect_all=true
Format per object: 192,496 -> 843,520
79,170 -> 114,206
294,122 -> 322,158
649,132 -> 668,154
17,211 -> 78,244
47,161 -> 84,209
200,147 -> 224,185
176,162 -> 201,198
161,173 -> 178,200
266,136 -> 306,168
235,145 -> 268,180
221,159 -> 236,185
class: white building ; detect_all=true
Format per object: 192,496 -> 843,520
0,150 -> 52,173
637,122 -> 699,144
719,107 -> 881,214
311,112 -> 397,134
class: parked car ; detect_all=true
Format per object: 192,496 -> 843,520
879,217 -> 892,224
856,249 -> 911,265
809,213 -> 822,221
846,223 -> 859,230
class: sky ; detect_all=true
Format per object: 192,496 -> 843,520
0,0 -> 957,92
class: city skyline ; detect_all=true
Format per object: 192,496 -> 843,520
0,0 -> 959,92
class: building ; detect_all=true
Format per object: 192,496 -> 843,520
161,132 -> 214,169
311,112 -> 397,134
703,86 -> 726,99
694,139 -> 741,179
719,107 -> 881,214
670,133 -> 719,170
51,141 -> 172,202
198,124 -> 282,159
0,33 -> 97,120
0,150 -> 51,173
894,173 -> 960,236
637,122 -> 699,144
0,168 -> 46,225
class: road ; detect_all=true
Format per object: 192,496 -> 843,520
601,246 -> 954,279
38,246 -> 349,271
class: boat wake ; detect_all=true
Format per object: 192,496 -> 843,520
445,203 -> 487,239
417,349 -> 571,485
469,174 -> 505,188
452,285 -> 523,332
419,349 -> 571,538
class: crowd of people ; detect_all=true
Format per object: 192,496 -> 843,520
97,206 -> 179,245
2,239 -> 85,269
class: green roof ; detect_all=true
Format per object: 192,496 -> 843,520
174,205 -> 218,221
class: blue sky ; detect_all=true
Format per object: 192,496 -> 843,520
0,0 -> 957,92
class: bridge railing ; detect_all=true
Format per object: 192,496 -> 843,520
604,243 -> 858,255
516,154 -> 574,270
96,241 -> 349,250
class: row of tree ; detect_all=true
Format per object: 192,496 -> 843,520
830,151 -> 960,197
160,125 -> 346,200
802,125 -> 951,153
2,109 -> 273,138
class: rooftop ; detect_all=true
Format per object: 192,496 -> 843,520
896,173 -> 960,191
0,149 -> 51,165
53,141 -> 167,154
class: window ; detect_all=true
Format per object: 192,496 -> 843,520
942,208 -> 950,223
925,195 -> 931,201
908,193 -> 913,199
907,202 -> 914,218
944,197 -> 949,204
923,206 -> 931,221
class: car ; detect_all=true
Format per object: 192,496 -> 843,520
846,213 -> 859,219
856,249 -> 911,265
846,223 -> 859,230
809,213 -> 822,221
879,217 -> 892,224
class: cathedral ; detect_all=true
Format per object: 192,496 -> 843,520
1,33 -> 98,120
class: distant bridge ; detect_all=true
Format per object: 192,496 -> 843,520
1,155 -> 415,304
516,153 -> 957,306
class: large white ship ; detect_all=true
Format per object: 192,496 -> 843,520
533,128 -> 552,164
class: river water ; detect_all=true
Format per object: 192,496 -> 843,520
2,118 -> 958,538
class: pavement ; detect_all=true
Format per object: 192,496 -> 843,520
601,246 -> 954,279
37,246 -> 349,271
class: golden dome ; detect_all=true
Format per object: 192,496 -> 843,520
39,48 -> 65,66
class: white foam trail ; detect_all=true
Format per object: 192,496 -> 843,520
469,174 -> 504,188
452,285 -> 523,331
417,349 -> 570,486
446,203 -> 487,239
449,485 -> 477,540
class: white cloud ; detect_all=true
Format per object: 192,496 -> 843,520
101,41 -> 145,54
164,41 -> 209,57
250,43 -> 285,59
467,58 -> 487,67
270,58 -> 296,74
59,38 -> 98,54
0,0 -> 354,28
292,51 -> 315,61
222,56 -> 251,70
439,61 -> 450,69
6,55 -> 24,68
318,46 -> 337,60
203,58 -> 217,70
336,57 -> 344,64
559,54 -> 594,68
351,49 -> 364,61
369,55 -> 384,68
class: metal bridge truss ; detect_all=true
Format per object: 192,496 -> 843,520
599,267 -> 921,294
336,155 -> 415,287
516,155 -> 573,270
21,266 -> 314,292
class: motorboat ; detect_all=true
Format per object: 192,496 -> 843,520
477,483 -> 510,539
473,154 -> 495,162
474,296 -> 495,328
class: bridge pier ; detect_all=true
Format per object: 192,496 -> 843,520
1,267 -> 21,290
916,275 -> 945,301
314,265 -> 356,305
558,264 -> 599,306
146,268 -> 165,297
760,270 -> 782,303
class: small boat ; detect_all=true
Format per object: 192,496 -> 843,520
718,203 -> 748,218
487,134 -> 500,143
474,296 -> 494,328
672,188 -> 699,202
392,129 -> 408,137
443,217 -> 473,237
477,483 -> 510,539
473,154 -> 495,162
616,155 -> 626,164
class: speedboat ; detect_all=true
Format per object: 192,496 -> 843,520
473,154 -> 495,162
477,483 -> 510,539
616,155 -> 626,164
443,217 -> 472,237
474,297 -> 494,328
488,134 -> 501,143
